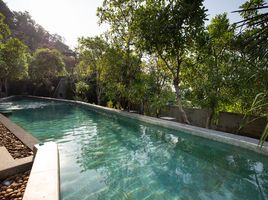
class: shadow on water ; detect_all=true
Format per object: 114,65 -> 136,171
2,97 -> 268,200
75,111 -> 268,200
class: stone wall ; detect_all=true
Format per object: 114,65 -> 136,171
160,105 -> 267,139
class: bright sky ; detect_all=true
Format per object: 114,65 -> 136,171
5,0 -> 246,49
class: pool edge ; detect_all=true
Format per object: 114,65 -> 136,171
0,113 -> 39,151
4,95 -> 268,156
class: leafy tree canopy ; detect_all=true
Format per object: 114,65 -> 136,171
29,48 -> 66,80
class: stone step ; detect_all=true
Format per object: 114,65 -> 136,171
0,146 -> 33,180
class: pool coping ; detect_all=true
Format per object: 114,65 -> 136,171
0,98 -> 60,199
23,142 -> 60,200
0,113 -> 38,181
2,95 -> 268,156
0,113 -> 39,151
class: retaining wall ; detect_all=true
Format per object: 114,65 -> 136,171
160,105 -> 267,139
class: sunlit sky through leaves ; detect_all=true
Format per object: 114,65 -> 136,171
5,0 -> 245,49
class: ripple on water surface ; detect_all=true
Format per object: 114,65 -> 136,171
2,98 -> 268,200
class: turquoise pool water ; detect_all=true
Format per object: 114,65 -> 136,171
2,98 -> 268,200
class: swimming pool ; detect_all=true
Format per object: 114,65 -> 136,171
2,97 -> 268,200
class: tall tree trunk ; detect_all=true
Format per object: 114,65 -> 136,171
173,78 -> 190,124
206,107 -> 215,129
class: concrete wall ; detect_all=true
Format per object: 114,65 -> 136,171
161,106 -> 209,127
160,105 -> 267,139
216,112 -> 267,139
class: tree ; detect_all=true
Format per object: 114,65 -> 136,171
234,0 -> 268,110
183,14 -> 236,128
133,0 -> 207,123
29,48 -> 66,95
0,13 -> 28,96
97,0 -> 139,53
75,81 -> 90,101
97,0 -> 142,109
234,0 -> 268,144
140,56 -> 174,116
0,13 -> 10,41
234,0 -> 268,60
12,11 -> 73,54
76,36 -> 108,105
100,46 -> 128,107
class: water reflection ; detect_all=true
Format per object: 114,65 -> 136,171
72,115 -> 268,200
4,98 -> 268,200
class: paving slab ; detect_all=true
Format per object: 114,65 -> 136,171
23,142 -> 60,200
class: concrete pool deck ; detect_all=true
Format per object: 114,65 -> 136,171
9,95 -> 267,156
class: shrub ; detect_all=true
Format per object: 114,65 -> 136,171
75,81 -> 90,101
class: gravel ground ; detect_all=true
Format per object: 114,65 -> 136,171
0,123 -> 33,159
0,122 -> 33,199
0,171 -> 30,200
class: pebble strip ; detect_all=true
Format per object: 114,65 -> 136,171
0,170 -> 30,200
0,123 -> 33,159
0,122 -> 33,199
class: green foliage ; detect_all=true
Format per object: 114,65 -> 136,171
97,0 -> 138,50
11,11 -> 72,53
134,0 -> 206,57
237,1 -> 268,145
239,0 -> 266,21
140,57 -> 175,116
106,100 -> 113,108
238,93 -> 268,147
28,48 -> 66,95
232,0 -> 267,115
182,13 -> 236,126
75,81 -> 90,101
76,36 -> 108,79
133,0 -> 206,123
0,14 -> 29,96
0,13 -> 10,41
97,0 -> 143,108
260,123 -> 268,147
76,36 -> 110,104
63,55 -> 76,75
1,0 -> 266,144
0,38 -> 29,80
29,48 -> 66,80
149,88 -> 176,117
